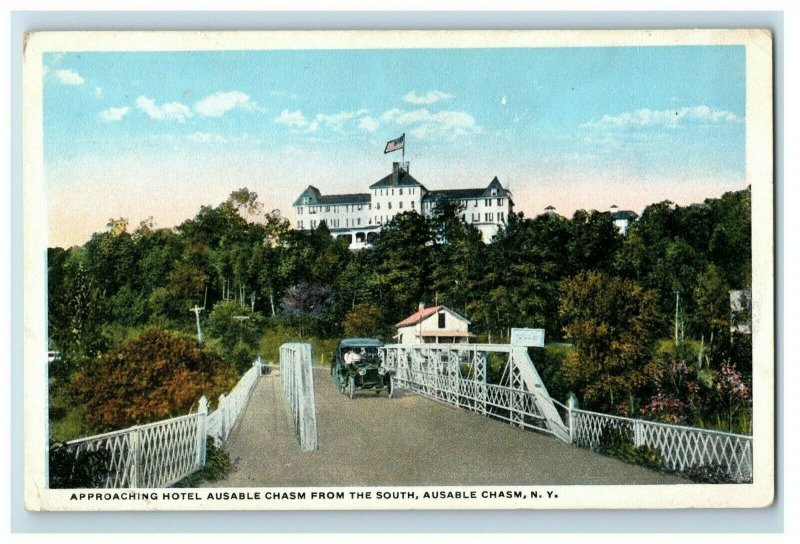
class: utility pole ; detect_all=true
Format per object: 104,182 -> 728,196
190,305 -> 204,344
674,292 -> 680,346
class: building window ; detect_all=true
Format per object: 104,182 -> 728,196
399,188 -> 403,195
411,201 -> 415,209
325,206 -> 330,212
376,203 -> 381,210
491,188 -> 498,196
297,207 -> 303,215
388,202 -> 392,209
358,204 -> 362,211
399,201 -> 403,209
497,198 -> 503,206
357,218 -> 361,225
474,200 -> 478,207
485,199 -> 491,206
438,312 -> 446,329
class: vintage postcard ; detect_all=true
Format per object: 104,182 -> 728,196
22,29 -> 774,511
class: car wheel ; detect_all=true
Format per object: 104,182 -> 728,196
388,375 -> 395,398
348,376 -> 356,400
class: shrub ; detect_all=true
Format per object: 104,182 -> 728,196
173,438 -> 233,487
596,424 -> 664,472
49,441 -> 110,489
72,328 -> 237,432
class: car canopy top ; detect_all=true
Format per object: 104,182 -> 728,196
337,338 -> 384,349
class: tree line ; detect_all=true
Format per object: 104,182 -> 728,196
48,186 -> 752,435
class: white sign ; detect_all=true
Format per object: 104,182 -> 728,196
510,328 -> 545,347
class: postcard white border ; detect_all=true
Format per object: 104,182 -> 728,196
22,28 -> 775,512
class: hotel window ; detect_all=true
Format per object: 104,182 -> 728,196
497,198 -> 503,206
399,188 -> 403,195
491,188 -> 498,196
325,206 -> 330,212
411,201 -> 415,209
485,199 -> 491,206
376,203 -> 380,210
298,207 -> 303,215
388,202 -> 392,209
357,218 -> 361,225
358,204 -> 362,211
474,200 -> 478,207
499,212 -> 505,222
368,204 -> 371,210
391,189 -> 394,195
399,201 -> 403,209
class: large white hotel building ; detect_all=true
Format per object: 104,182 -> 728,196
292,162 -> 514,249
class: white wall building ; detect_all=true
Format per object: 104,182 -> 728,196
609,204 -> 639,235
292,162 -> 514,249
395,304 -> 472,344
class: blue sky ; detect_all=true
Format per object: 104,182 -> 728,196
44,46 -> 746,247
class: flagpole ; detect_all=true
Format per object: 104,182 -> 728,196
402,133 -> 405,165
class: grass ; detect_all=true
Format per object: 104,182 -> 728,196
258,324 -> 339,366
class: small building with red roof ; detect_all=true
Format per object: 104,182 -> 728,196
395,303 -> 472,344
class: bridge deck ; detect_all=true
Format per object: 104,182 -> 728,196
201,369 -> 686,487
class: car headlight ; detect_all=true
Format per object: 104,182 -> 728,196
358,368 -> 367,376
378,367 -> 386,375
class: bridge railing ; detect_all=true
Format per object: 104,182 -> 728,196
382,343 -> 569,441
555,399 -> 753,483
207,357 -> 263,446
279,343 -> 318,451
64,358 -> 264,488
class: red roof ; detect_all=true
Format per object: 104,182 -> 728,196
395,305 -> 442,328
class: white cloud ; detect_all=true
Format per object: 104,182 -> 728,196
359,116 -> 379,132
381,108 -> 482,140
582,105 -> 742,129
54,69 -> 84,85
194,91 -> 255,117
313,109 -> 368,131
275,109 -> 308,128
99,106 -> 130,122
402,90 -> 454,105
187,132 -> 226,143
500,96 -> 507,106
135,95 -> 192,123
275,108 -> 370,132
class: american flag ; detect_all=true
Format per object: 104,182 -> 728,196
384,134 -> 405,154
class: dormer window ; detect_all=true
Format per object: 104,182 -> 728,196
491,188 -> 498,196
303,197 -> 310,205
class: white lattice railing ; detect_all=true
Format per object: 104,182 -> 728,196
207,358 -> 263,446
383,344 -> 569,441
384,343 -> 753,483
562,404 -> 753,483
279,343 -> 318,451
65,358 -> 264,488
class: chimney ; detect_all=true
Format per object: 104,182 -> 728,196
393,162 -> 400,184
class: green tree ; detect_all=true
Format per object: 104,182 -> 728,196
206,300 -> 264,352
560,271 -> 662,412
343,304 -> 383,338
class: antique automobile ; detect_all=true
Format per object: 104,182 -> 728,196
330,338 -> 394,399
